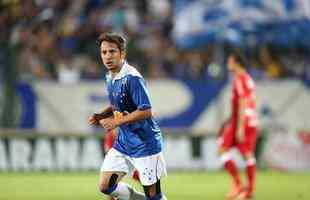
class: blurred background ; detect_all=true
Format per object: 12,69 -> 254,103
0,0 -> 310,199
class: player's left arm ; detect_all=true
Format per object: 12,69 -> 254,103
100,109 -> 152,131
118,108 -> 152,125
118,76 -> 153,125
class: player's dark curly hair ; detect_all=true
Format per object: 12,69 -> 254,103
229,50 -> 246,68
98,33 -> 126,52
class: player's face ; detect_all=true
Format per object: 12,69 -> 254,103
227,56 -> 237,72
100,41 -> 125,71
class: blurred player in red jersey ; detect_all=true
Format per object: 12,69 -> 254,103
103,130 -> 117,152
218,51 -> 258,200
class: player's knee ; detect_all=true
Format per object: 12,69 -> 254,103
99,183 -> 117,195
219,151 -> 232,163
147,187 -> 157,198
98,182 -> 109,194
99,174 -> 118,194
144,180 -> 162,199
245,156 -> 256,166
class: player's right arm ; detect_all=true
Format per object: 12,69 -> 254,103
88,106 -> 114,125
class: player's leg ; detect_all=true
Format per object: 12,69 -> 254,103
132,152 -> 168,199
99,148 -> 145,200
219,147 -> 242,199
99,171 -> 125,197
238,152 -> 256,199
102,130 -> 117,200
237,126 -> 257,199
218,124 -> 242,199
143,180 -> 167,200
99,171 -> 145,200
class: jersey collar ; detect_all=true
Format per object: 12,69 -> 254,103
106,61 -> 129,83
106,61 -> 142,83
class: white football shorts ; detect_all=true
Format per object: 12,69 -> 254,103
100,148 -> 167,186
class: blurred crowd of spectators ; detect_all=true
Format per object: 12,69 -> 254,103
1,0 -> 309,83
242,46 -> 310,81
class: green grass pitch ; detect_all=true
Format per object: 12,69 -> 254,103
0,171 -> 309,200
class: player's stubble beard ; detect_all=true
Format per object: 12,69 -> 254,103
107,58 -> 125,78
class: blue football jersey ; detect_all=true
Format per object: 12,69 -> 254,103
106,62 -> 163,157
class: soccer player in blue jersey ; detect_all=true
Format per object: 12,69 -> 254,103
88,33 -> 167,200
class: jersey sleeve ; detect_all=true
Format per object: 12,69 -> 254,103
128,76 -> 152,110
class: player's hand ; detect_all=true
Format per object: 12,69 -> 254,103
99,111 -> 126,130
88,115 -> 98,125
99,117 -> 118,131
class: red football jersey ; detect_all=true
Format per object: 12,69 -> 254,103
231,72 -> 257,127
104,130 -> 116,152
